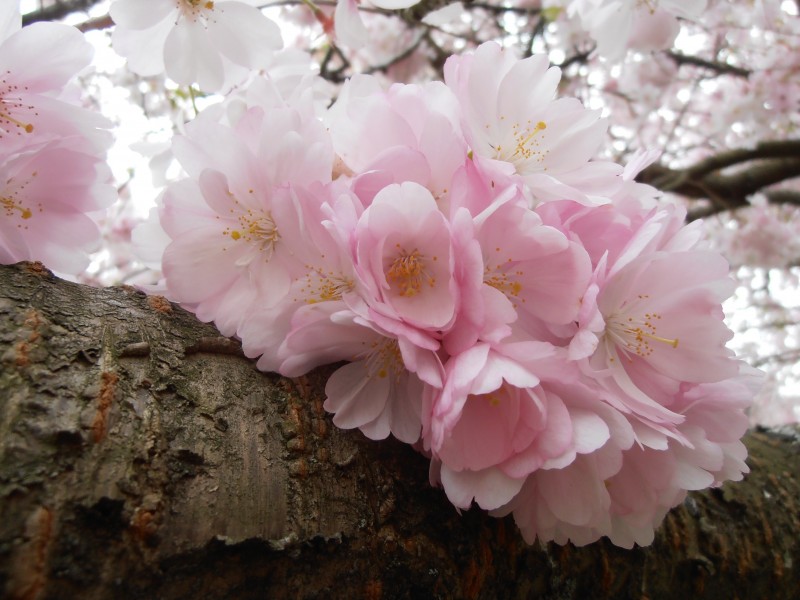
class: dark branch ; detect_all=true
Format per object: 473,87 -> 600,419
638,140 -> 800,219
667,51 -> 751,78
686,189 -> 800,221
364,34 -> 426,76
21,0 -> 99,25
76,14 -> 113,32
682,140 -> 800,181
764,188 -> 800,207
557,49 -> 593,71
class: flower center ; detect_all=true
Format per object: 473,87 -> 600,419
491,120 -> 548,172
484,246 -> 525,307
475,392 -> 502,407
298,266 -> 354,304
2,171 -> 40,227
0,71 -> 35,138
363,338 -> 403,380
606,296 -> 679,359
1,195 -> 33,220
485,269 -> 524,303
224,209 -> 279,255
219,188 -> 280,260
178,0 -> 216,21
386,246 -> 436,298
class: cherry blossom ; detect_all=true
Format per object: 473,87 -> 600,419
565,0 -> 707,61
321,316 -> 429,444
0,7 -> 113,275
443,41 -> 621,205
352,181 -> 460,332
109,0 -> 282,92
1,142 -> 114,273
77,5 -> 766,547
0,20 -> 111,156
159,104 -> 333,335
136,37 -> 759,547
325,75 -> 466,207
494,367 -> 755,548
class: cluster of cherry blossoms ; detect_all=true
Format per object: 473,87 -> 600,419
129,40 -> 759,548
0,5 -> 113,274
0,0 -> 763,546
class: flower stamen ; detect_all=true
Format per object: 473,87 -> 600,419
607,307 -> 679,359
1,72 -> 36,137
299,266 -> 354,304
386,246 -> 436,297
1,195 -> 32,220
363,338 -> 403,381
221,193 -> 280,258
492,120 -> 548,170
2,170 -> 40,227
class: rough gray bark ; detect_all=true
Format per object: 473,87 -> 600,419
0,262 -> 798,600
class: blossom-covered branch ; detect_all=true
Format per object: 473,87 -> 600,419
9,0 -> 800,554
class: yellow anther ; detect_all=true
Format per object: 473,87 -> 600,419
387,248 -> 434,297
301,267 -> 354,304
0,109 -> 34,134
363,338 -> 403,382
2,196 -> 33,220
608,306 -> 679,359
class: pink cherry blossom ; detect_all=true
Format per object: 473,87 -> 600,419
713,194 -> 800,269
566,0 -> 707,61
425,341 -> 550,451
117,27 -> 763,551
325,75 -> 467,207
1,142 -> 114,274
159,105 -> 333,335
353,181 -> 459,332
0,9 -> 113,275
467,186 -> 592,332
432,358 -> 636,514
333,0 -> 368,49
444,41 -> 620,205
321,317 -> 429,444
0,20 -> 111,157
500,368 -> 755,549
237,183 -> 361,373
110,0 -> 282,92
593,249 -> 738,390
274,300 -> 436,443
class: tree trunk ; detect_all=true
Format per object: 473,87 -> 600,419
0,262 -> 798,600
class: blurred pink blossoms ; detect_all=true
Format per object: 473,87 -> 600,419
145,41 -> 758,548
0,5 -> 114,274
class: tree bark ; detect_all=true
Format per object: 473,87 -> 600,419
0,262 -> 798,600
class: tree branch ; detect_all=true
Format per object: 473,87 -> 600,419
667,51 -> 751,78
1,262 -> 799,599
638,141 -> 800,218
21,0 -> 100,25
677,140 -> 800,183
